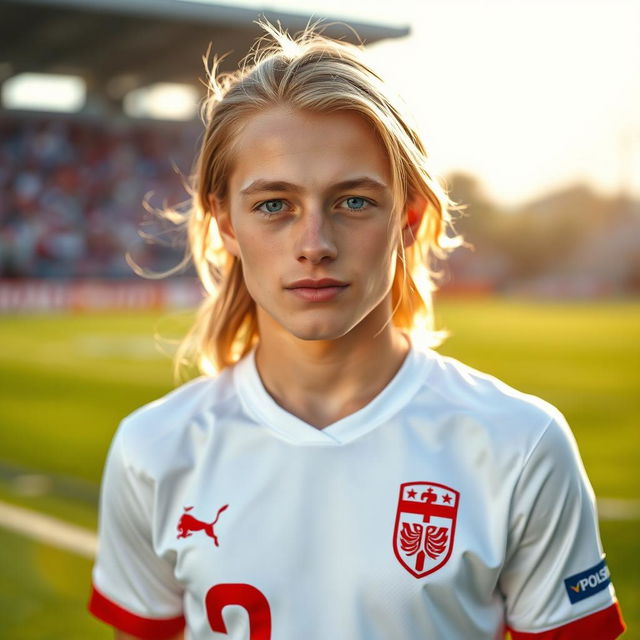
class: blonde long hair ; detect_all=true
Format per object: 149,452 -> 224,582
153,22 -> 462,377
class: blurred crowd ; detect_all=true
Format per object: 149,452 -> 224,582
2,114 -> 638,297
0,115 -> 199,278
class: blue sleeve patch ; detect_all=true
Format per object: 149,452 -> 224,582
564,559 -> 611,604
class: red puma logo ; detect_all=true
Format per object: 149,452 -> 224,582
177,505 -> 229,546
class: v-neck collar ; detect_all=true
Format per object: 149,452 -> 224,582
233,344 -> 433,445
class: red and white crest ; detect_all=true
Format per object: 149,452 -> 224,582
393,481 -> 459,578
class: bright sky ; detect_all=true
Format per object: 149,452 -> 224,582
199,0 -> 640,206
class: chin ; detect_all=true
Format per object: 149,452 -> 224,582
285,319 -> 355,342
259,304 -> 373,343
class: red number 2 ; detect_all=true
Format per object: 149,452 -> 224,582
205,583 -> 272,639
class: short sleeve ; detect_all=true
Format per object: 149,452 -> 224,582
88,422 -> 186,639
499,413 -> 625,639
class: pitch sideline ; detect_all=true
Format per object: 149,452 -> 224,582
0,499 -> 96,559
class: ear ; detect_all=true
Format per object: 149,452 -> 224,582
208,194 -> 240,258
401,195 -> 427,248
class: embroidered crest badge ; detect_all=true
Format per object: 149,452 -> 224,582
393,482 -> 459,578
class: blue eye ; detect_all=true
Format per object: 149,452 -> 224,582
257,199 -> 285,214
344,197 -> 368,210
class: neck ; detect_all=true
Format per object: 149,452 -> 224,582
254,304 -> 410,429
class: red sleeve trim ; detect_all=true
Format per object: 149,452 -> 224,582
88,584 -> 186,639
509,602 -> 625,640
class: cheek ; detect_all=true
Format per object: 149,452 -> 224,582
368,226 -> 400,269
358,228 -> 400,293
233,224 -> 263,262
233,227 -> 280,286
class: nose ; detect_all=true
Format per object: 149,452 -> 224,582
294,208 -> 337,265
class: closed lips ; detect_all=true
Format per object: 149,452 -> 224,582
285,279 -> 348,288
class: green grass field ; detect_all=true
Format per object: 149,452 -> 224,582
0,299 -> 637,638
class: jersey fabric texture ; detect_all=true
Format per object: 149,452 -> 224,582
89,346 -> 625,640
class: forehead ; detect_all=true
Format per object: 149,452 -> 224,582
228,107 -> 391,193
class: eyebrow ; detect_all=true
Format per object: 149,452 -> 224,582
239,177 -> 388,196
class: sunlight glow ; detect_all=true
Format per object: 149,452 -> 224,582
195,0 -> 640,205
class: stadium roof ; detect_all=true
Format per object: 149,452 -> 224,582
0,0 -> 409,111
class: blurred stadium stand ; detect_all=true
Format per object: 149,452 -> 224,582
0,0 -> 408,308
0,0 -> 407,115
0,113 -> 198,279
2,1 -> 638,307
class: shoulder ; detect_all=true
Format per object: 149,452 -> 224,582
112,366 -> 238,475
422,348 -> 564,423
417,348 -> 569,453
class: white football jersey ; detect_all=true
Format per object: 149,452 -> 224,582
89,345 -> 625,639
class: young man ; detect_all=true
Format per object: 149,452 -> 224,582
89,24 -> 626,640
